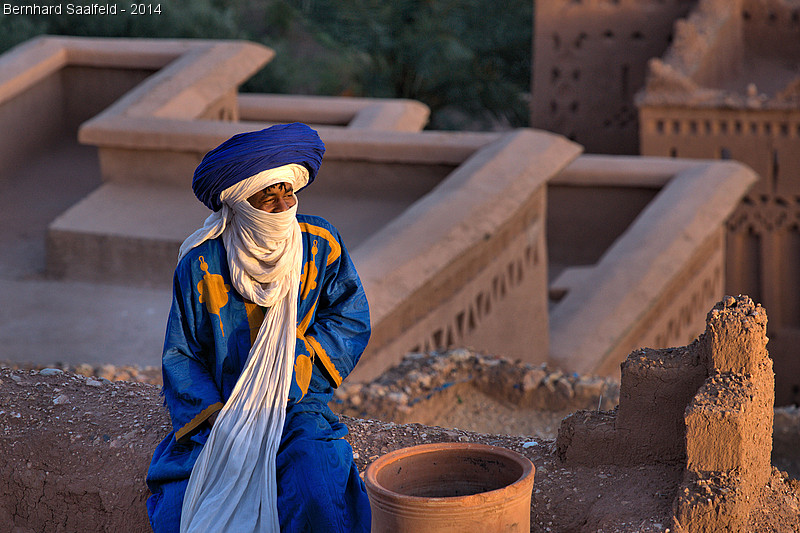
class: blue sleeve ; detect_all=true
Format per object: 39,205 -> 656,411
300,233 -> 370,388
161,259 -> 224,442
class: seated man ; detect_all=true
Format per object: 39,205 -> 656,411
146,123 -> 371,532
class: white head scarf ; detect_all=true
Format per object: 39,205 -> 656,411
177,162 -> 309,301
179,163 -> 309,532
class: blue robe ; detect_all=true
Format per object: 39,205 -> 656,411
146,214 -> 371,533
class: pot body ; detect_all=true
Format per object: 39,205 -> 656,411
365,442 -> 535,533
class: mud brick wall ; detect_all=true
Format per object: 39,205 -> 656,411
673,297 -> 773,533
556,346 -> 709,467
556,296 -> 775,533
615,346 -> 708,464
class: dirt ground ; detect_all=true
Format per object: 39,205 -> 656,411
2,350 -> 799,532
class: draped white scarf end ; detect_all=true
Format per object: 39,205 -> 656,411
178,163 -> 308,533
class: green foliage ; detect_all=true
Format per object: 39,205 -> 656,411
0,0 -> 532,130
0,13 -> 47,53
239,1 -> 368,97
241,39 -> 366,97
262,0 -> 297,38
287,0 -> 532,129
0,0 -> 242,52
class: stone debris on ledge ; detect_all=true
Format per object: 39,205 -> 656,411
331,348 -> 620,424
0,361 -> 163,385
2,349 -> 622,439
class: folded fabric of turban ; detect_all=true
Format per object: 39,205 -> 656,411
192,122 -> 326,212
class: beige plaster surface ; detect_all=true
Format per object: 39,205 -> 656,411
0,37 -> 273,369
238,93 -> 430,131
352,129 -> 582,379
0,34 -> 763,391
549,158 -> 758,376
0,137 -> 169,368
51,184 -> 207,243
0,36 -> 514,375
0,278 -> 168,368
47,180 -> 423,285
1,141 -> 99,277
354,130 -> 579,323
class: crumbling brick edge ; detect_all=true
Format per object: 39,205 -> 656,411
555,295 -> 774,533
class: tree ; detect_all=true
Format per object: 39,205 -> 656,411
0,0 -> 533,131
288,0 -> 532,129
0,0 -> 241,51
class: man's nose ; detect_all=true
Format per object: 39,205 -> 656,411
275,196 -> 289,212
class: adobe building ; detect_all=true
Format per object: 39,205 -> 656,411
531,0 -> 697,155
638,0 -> 800,405
0,37 -> 563,380
0,36 -> 755,386
532,0 -> 800,405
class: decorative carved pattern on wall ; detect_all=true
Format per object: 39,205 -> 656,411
727,194 -> 796,234
642,106 -> 800,336
532,1 -> 696,154
410,241 -> 541,354
651,263 -> 723,349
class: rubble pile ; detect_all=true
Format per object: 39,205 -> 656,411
331,348 -> 619,428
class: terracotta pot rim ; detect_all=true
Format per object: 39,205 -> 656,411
364,442 -> 534,503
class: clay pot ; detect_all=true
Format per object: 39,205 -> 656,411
364,442 -> 535,532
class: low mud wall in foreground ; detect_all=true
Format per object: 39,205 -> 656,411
1,296 -> 798,532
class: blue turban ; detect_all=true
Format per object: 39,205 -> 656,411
192,123 -> 325,211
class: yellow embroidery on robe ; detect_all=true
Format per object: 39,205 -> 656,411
299,222 -> 341,266
175,402 -> 224,443
295,240 -> 321,399
294,353 -> 313,400
295,299 -> 343,388
307,334 -> 343,387
295,300 -> 319,398
197,256 -> 230,336
244,302 -> 265,345
297,300 -> 317,338
300,240 -> 319,301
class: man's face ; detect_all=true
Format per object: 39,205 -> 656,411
246,182 -> 296,213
